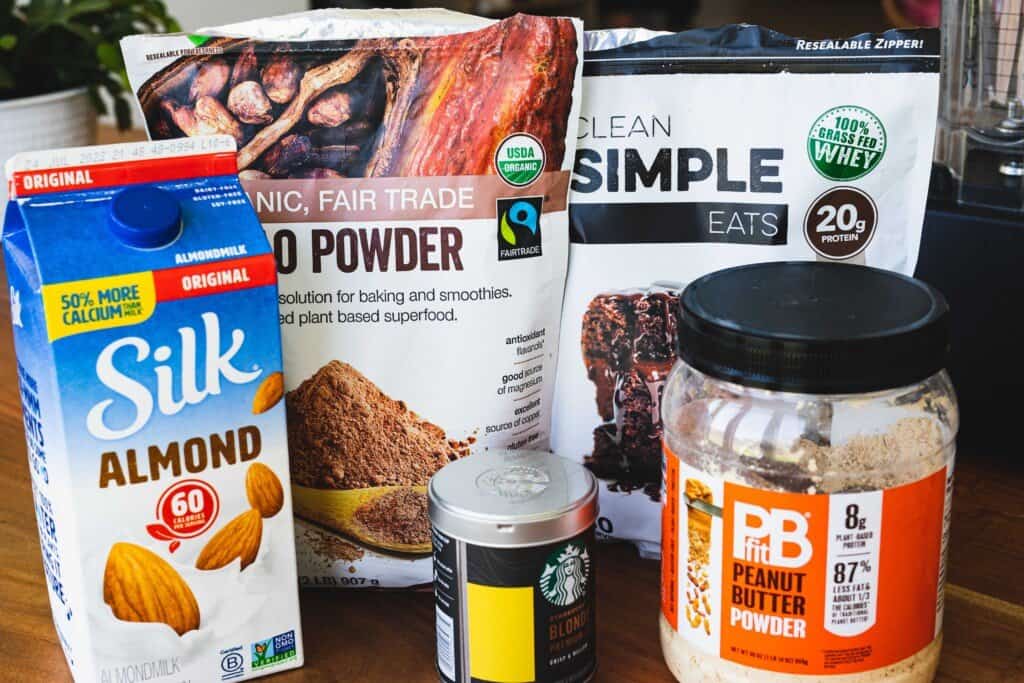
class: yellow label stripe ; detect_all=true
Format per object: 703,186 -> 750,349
42,271 -> 156,341
467,583 -> 535,682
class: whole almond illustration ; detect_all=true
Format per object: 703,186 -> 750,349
252,371 -> 284,414
246,463 -> 284,518
103,543 -> 200,636
196,509 -> 263,571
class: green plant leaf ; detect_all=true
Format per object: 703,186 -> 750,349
87,85 -> 107,114
56,0 -> 113,22
113,94 -> 131,130
5,0 -> 178,107
96,41 -> 121,71
0,64 -> 14,90
61,22 -> 98,44
0,7 -> 16,34
22,0 -> 61,27
26,0 -> 61,11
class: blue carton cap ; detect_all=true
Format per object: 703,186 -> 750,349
108,186 -> 182,249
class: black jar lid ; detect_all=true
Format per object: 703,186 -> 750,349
677,262 -> 950,394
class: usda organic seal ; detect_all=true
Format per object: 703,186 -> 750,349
807,105 -> 887,181
495,133 -> 546,187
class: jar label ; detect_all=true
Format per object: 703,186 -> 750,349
433,527 -> 597,683
662,444 -> 952,675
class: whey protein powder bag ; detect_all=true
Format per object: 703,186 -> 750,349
124,10 -> 582,587
552,25 -> 940,557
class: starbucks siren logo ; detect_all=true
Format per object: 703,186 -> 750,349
539,542 -> 590,607
495,133 -> 546,187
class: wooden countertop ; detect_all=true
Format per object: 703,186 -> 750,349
1,129 -> 1022,682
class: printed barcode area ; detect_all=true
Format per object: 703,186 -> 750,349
435,606 -> 456,680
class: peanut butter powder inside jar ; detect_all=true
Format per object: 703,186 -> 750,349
660,262 -> 958,683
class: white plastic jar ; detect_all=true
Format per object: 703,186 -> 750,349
660,262 -> 958,683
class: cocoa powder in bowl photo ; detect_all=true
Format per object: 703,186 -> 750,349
286,361 -> 472,491
353,489 -> 431,547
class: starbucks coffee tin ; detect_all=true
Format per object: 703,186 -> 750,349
428,450 -> 599,683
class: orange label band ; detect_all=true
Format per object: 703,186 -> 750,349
662,451 -> 681,631
662,442 -> 949,675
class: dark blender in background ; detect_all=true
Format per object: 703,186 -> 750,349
919,0 -> 1024,453
936,0 -> 1024,211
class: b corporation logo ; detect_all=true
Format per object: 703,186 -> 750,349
220,646 -> 245,681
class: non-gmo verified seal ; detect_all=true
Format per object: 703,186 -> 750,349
807,105 -> 887,181
252,630 -> 298,671
494,133 -> 546,187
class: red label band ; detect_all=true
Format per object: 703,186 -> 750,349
9,152 -> 239,198
153,255 -> 277,302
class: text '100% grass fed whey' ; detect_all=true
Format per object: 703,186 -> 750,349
660,262 -> 957,683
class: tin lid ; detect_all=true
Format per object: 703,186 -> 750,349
428,450 -> 598,548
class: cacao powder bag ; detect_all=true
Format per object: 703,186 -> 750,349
122,10 -> 583,588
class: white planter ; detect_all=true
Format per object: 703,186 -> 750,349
0,87 -> 97,207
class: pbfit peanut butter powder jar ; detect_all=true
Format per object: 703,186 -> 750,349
429,450 -> 598,683
660,262 -> 958,683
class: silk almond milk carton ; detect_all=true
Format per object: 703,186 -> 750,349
2,136 -> 303,682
